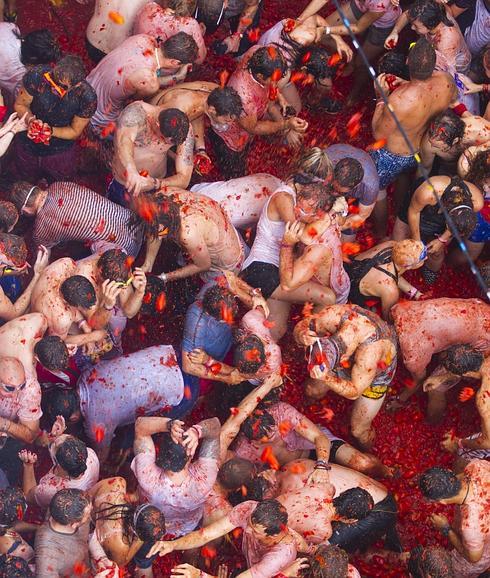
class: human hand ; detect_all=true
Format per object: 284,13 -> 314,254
18,449 -> 37,465
283,221 -> 304,245
390,0 -> 400,6
126,170 -> 152,197
441,432 -> 459,454
251,291 -> 270,318
223,33 -> 242,54
331,35 -> 353,62
294,320 -> 317,346
431,513 -> 450,530
189,348 -> 210,365
377,73 -> 405,94
427,238 -> 445,256
285,129 -> 303,150
458,74 -> 482,95
310,364 -> 330,380
182,426 -> 200,457
132,268 -> 147,294
169,419 -> 185,445
287,117 -> 308,133
307,467 -> 332,487
283,558 -> 309,578
2,112 -> 28,135
33,245 -> 50,275
384,30 -> 399,50
171,564 -> 201,578
101,279 -> 123,310
264,372 -> 283,390
175,63 -> 192,81
148,540 -> 174,557
50,415 -> 66,438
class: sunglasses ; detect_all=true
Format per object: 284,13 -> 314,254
1,381 -> 26,394
114,276 -> 133,288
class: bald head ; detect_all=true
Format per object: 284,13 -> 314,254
0,357 -> 26,387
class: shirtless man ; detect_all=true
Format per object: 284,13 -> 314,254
134,1 -> 207,65
294,304 -> 398,449
370,38 -> 456,234
390,298 -> 490,420
110,103 -> 194,204
85,0 -> 152,62
140,190 -> 244,281
87,33 -> 198,138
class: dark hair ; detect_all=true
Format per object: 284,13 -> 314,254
419,467 -> 461,500
202,284 -> 238,323
20,29 -> 61,65
296,46 -> 336,81
140,275 -> 167,315
194,0 -> 225,33
465,149 -> 490,190
208,87 -> 243,118
139,196 -> 182,240
233,333 -> 266,374
55,436 -> 88,478
168,0 -> 196,17
441,344 -> 484,375
95,502 -> 166,543
248,46 -> 287,82
0,555 -> 34,578
408,546 -> 454,578
49,488 -> 89,525
408,0 -> 454,29
428,110 -> 465,147
0,233 -> 27,268
333,488 -> 374,520
377,51 -> 409,80
10,182 -> 41,213
53,55 -> 86,85
218,457 -> 258,490
441,177 -> 477,238
292,174 -> 336,211
0,201 -> 18,233
34,336 -> 69,371
334,158 -> 364,189
309,545 -> 350,578
250,499 -> 288,536
98,248 -> 131,283
158,108 -> 190,146
60,276 -> 97,308
229,476 -> 271,506
43,387 -> 79,425
0,488 -> 27,536
241,409 -> 275,441
162,32 -> 198,64
155,432 -> 189,472
408,38 -> 436,80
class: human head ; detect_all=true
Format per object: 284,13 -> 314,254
332,158 -> 364,195
309,545 -> 350,578
292,173 -> 335,221
441,344 -> 484,375
407,38 -> 436,81
161,32 -> 198,65
0,202 -> 19,233
140,275 -> 167,315
20,29 -> 61,65
248,46 -> 287,85
0,357 -> 26,397
296,46 -> 336,87
97,248 -> 132,284
202,284 -> 239,323
60,276 -> 97,309
49,488 -> 91,527
377,51 -> 409,80
42,386 -> 81,425
465,149 -> 490,194
145,197 -> 182,240
250,499 -> 288,537
11,182 -> 43,216
159,108 -> 190,146
132,504 -> 166,542
332,488 -> 374,521
392,239 -> 427,270
229,475 -> 272,506
168,0 -> 196,17
207,87 -> 243,125
51,435 -> 88,478
0,233 -> 28,274
428,110 -> 465,152
218,457 -> 259,490
155,432 -> 189,472
194,0 -> 225,33
419,467 -> 461,501
233,333 -> 266,374
442,178 -> 477,238
0,488 -> 27,535
408,545 -> 454,578
34,336 -> 69,372
52,55 -> 86,89
241,408 -> 276,441
0,555 -> 34,578
408,0 -> 453,34
297,147 -> 333,182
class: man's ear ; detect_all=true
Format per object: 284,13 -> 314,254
169,58 -> 182,68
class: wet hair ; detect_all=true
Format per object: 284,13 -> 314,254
49,488 -> 89,525
441,344 -> 484,375
333,488 -> 374,520
407,38 -> 436,81
55,436 -> 88,478
208,87 -> 243,118
218,457 -> 258,490
10,182 -> 41,213
0,488 -> 27,536
309,544 -> 350,578
155,432 -> 189,472
419,467 -> 461,500
34,336 -> 69,371
296,46 -> 337,81
292,173 -> 336,211
159,108 -> 190,146
408,546 -> 454,578
428,110 -> 465,147
194,0 -> 225,33
250,499 -> 288,535
20,29 -> 62,65
95,502 -> 166,543
392,239 -> 425,269
0,555 -> 34,578
248,46 -> 287,82
98,248 -> 131,283
465,149 -> 490,190
233,333 -> 266,374
0,234 -> 27,268
408,0 -> 453,30
60,275 -> 97,309
168,0 -> 196,17
144,197 -> 182,240
297,148 -> 334,181
140,275 -> 167,315
202,284 -> 238,323
53,55 -> 86,85
42,387 -> 80,425
441,177 -> 477,238
0,202 -> 19,233
162,31 -> 198,64
229,476 -> 271,506
333,158 -> 364,190
241,408 -> 276,441
377,51 -> 409,80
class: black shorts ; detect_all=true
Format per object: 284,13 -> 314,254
350,0 -> 393,46
85,37 -> 107,63
398,179 -> 446,243
308,439 -> 345,462
240,261 -> 280,299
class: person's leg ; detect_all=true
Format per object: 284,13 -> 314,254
350,395 -> 385,450
373,188 -> 389,240
334,442 -> 393,478
346,38 -> 385,106
265,298 -> 291,342
450,240 -> 484,267
271,282 -> 336,307
231,1 -> 264,56
106,178 -> 131,207
391,217 -> 411,241
166,373 -> 200,419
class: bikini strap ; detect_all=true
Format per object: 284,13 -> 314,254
372,247 -> 398,283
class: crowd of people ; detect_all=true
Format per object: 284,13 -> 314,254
0,0 -> 488,576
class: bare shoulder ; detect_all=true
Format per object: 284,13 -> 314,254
117,101 -> 148,128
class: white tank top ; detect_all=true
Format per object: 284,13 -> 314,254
242,184 -> 295,269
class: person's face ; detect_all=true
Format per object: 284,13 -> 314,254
249,521 -> 282,545
332,180 -> 351,196
294,193 -> 320,223
0,377 -> 26,398
411,18 -> 429,35
428,133 -> 452,152
206,106 -> 235,130
48,434 -> 69,465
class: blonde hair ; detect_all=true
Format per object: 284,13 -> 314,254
296,147 -> 333,181
392,239 -> 424,268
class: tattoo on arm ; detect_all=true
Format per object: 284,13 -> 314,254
133,436 -> 155,456
199,437 -> 220,460
182,132 -> 195,166
117,103 -> 147,130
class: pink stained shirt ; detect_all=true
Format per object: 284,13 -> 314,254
228,501 -> 297,578
33,448 -> 100,509
240,309 -> 282,380
133,2 -> 207,64
353,0 -> 401,28
131,447 -> 219,537
460,460 -> 490,558
0,376 -> 42,423
0,23 -> 25,104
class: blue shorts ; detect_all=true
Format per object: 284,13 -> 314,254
106,178 -> 131,208
369,148 -> 417,189
468,212 -> 490,243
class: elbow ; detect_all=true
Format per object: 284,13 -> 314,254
280,281 -> 295,292
134,417 -> 145,437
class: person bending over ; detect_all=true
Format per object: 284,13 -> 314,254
0,487 -> 35,564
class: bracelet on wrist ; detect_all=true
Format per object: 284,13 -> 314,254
324,26 -> 331,35
159,272 -> 168,283
437,235 -> 449,244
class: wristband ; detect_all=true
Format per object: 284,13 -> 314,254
437,235 -> 449,244
325,26 -> 331,35
191,424 -> 203,438
407,286 -> 418,299
159,272 -> 168,283
315,459 -> 331,470
280,242 -> 294,249
452,103 -> 467,117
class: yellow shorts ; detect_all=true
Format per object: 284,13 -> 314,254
362,383 -> 389,400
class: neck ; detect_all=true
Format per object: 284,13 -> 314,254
36,190 -> 49,212
49,518 -> 77,535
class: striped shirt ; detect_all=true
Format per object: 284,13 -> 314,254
33,182 -> 143,257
